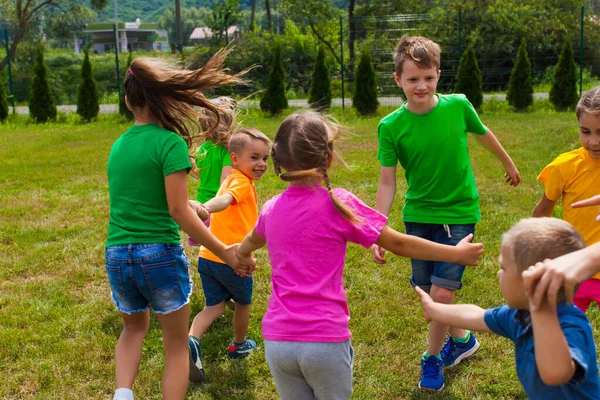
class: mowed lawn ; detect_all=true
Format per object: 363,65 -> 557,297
1,103 -> 599,400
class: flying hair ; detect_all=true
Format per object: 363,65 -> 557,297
271,111 -> 360,224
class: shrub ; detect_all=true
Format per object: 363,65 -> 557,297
454,44 -> 483,110
29,45 -> 57,123
353,50 -> 378,115
507,38 -> 533,111
308,45 -> 332,110
119,52 -> 134,119
77,49 -> 100,121
0,79 -> 8,122
550,38 -> 578,111
260,43 -> 287,115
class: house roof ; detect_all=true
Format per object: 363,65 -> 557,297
190,25 -> 239,40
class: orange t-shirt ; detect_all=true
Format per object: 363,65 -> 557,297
199,169 -> 258,264
538,147 -> 600,279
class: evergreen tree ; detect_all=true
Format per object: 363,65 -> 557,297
352,50 -> 378,115
29,45 -> 57,123
507,38 -> 533,111
550,38 -> 578,111
0,79 -> 8,122
454,44 -> 483,110
260,43 -> 287,115
76,49 -> 100,121
119,51 -> 133,120
308,45 -> 332,111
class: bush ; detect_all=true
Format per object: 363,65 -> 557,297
308,45 -> 332,111
260,43 -> 287,115
352,50 -> 378,116
550,38 -> 578,111
454,44 -> 483,110
507,38 -> 533,111
29,45 -> 57,123
119,52 -> 133,119
77,49 -> 100,121
0,79 -> 8,122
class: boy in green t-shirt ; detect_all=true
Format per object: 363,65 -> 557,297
372,35 -> 521,391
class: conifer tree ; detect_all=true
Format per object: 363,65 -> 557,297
550,38 -> 578,111
353,50 -> 378,115
308,45 -> 332,110
29,45 -> 57,123
454,44 -> 483,109
119,51 -> 133,119
77,49 -> 100,121
507,38 -> 533,110
0,79 -> 8,122
260,43 -> 287,115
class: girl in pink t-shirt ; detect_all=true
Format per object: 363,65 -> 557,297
236,111 -> 483,400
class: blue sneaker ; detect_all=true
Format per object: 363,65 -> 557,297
188,336 -> 206,382
228,339 -> 257,359
419,354 -> 444,391
440,331 -> 480,367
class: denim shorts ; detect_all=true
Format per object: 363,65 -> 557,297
105,244 -> 192,315
198,257 -> 253,306
404,222 -> 476,291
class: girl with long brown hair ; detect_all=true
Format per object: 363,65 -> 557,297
105,50 -> 253,400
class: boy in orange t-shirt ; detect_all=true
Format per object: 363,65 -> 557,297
188,128 -> 271,381
533,86 -> 600,312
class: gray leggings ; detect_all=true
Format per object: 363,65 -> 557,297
264,340 -> 354,400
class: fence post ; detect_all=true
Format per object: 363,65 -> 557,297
3,29 -> 15,113
113,24 -> 121,105
340,15 -> 345,110
580,5 -> 584,97
457,10 -> 462,62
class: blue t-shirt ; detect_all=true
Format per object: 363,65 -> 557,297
484,303 -> 600,399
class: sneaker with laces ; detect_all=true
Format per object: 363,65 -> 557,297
419,354 -> 444,391
440,331 -> 480,367
188,336 -> 206,382
228,338 -> 257,359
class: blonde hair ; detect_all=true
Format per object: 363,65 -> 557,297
198,96 -> 238,148
394,35 -> 441,76
576,85 -> 600,120
124,48 -> 247,148
228,128 -> 271,155
271,111 -> 360,224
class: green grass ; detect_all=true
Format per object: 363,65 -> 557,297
1,104 -> 599,399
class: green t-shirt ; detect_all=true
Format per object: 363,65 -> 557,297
106,124 -> 192,246
196,141 -> 232,203
377,94 -> 488,224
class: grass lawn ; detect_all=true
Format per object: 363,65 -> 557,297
1,103 -> 599,399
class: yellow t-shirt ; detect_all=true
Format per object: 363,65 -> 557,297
199,169 -> 258,264
538,147 -> 600,279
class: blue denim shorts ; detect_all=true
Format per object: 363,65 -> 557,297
404,222 -> 476,291
198,257 -> 253,306
105,244 -> 192,315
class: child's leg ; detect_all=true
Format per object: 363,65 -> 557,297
233,303 -> 250,343
115,310 -> 150,389
189,303 -> 226,338
573,279 -> 599,312
264,340 -> 353,400
427,285 -> 462,355
156,304 -> 190,400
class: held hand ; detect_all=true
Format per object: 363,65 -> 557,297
523,258 -> 583,311
415,286 -> 433,322
222,244 -> 256,277
196,205 -> 209,221
572,194 -> 600,221
371,244 -> 387,264
503,164 -> 521,187
455,233 -> 483,266
234,244 -> 258,276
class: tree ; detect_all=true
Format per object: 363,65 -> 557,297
119,52 -> 133,120
265,0 -> 272,31
28,44 -> 56,123
0,1 -> 107,73
0,79 -> 8,122
260,43 -> 287,115
550,37 -> 578,111
249,0 -> 257,31
454,44 -> 483,110
353,50 -> 378,115
208,0 -> 242,46
158,7 -> 211,47
76,49 -> 99,122
308,45 -> 332,110
507,38 -> 533,111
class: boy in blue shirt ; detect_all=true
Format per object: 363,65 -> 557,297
416,217 -> 600,399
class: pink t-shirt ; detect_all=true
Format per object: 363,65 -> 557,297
255,185 -> 387,342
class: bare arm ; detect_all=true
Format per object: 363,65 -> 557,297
372,166 -> 397,264
530,302 -> 576,386
238,229 -> 267,257
203,192 -> 235,213
473,129 -> 521,186
532,193 -> 557,218
220,166 -> 232,184
415,287 -> 491,332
